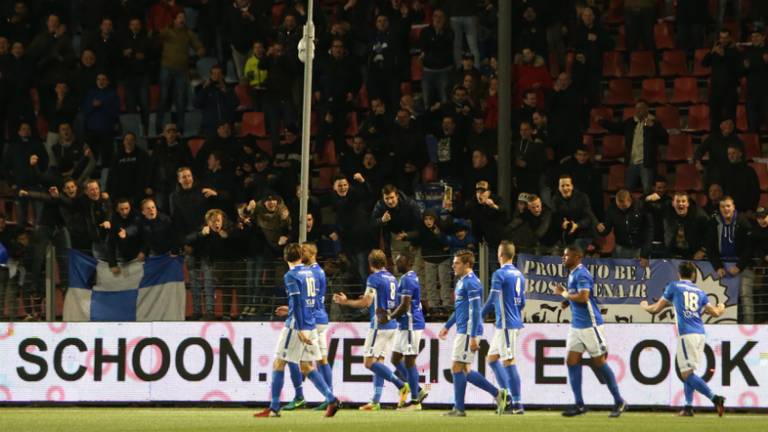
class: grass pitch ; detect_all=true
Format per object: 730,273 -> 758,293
0,407 -> 764,432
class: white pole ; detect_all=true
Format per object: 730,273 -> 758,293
298,0 -> 315,243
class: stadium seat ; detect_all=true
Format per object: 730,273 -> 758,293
317,166 -> 339,190
761,193 -> 768,208
749,162 -> 768,191
660,50 -> 688,77
603,51 -> 625,78
400,82 -> 412,95
234,84 -> 252,110
196,57 -> 218,82
187,138 -> 204,158
603,0 -> 625,24
316,140 -> 337,165
345,112 -> 359,136
670,77 -> 700,104
692,49 -> 711,76
357,85 -> 369,109
739,133 -> 762,160
605,79 -> 634,106
654,22 -> 675,50
640,78 -> 667,104
422,163 -> 437,182
622,106 -> 637,121
738,77 -> 747,103
736,104 -> 748,131
615,25 -> 626,51
686,105 -> 710,131
595,231 -> 616,255
606,164 -> 626,191
149,85 -> 161,112
588,107 -> 613,134
665,134 -> 693,162
117,84 -> 127,112
410,25 -> 426,46
601,134 -> 625,160
674,163 -> 703,191
256,139 -> 272,155
628,51 -> 656,77
240,111 -> 266,137
120,113 -> 142,137
271,2 -> 285,27
411,56 -> 423,81
582,134 -> 596,154
36,115 -> 48,139
655,105 -> 681,130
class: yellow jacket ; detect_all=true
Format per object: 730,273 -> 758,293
244,55 -> 268,89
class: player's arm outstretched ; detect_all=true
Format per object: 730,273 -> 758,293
703,302 -> 726,317
332,291 -> 374,308
640,298 -> 670,314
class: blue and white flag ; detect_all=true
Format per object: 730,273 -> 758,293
63,250 -> 186,321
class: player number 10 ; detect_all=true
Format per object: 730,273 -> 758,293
307,277 -> 316,298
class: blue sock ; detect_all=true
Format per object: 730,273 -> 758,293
407,365 -> 420,400
370,362 -> 404,389
319,363 -> 333,393
600,363 -> 623,405
567,364 -> 584,406
452,371 -> 467,412
489,361 -> 509,393
686,374 -> 715,401
505,364 -> 522,403
372,375 -> 384,403
466,370 -> 499,397
394,361 -> 408,381
270,370 -> 285,411
684,381 -> 694,406
288,362 -> 304,400
307,370 -> 334,403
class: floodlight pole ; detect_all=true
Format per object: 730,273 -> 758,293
298,0 -> 315,243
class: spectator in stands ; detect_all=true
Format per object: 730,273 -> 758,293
83,17 -> 119,80
411,209 -> 451,308
599,100 -> 668,195
443,180 -> 506,251
42,81 -> 78,149
148,0 -> 183,33
359,150 -> 387,195
468,115 -> 497,158
200,151 -> 235,219
570,6 -> 612,107
149,124 -> 192,212
3,2 -> 33,45
5,41 -> 35,128
513,120 -> 547,195
522,194 -> 555,254
744,29 -> 768,133
371,184 -> 422,259
434,115 -> 465,181
261,41 -> 298,149
120,17 -> 151,134
643,176 -> 671,250
156,12 -> 205,135
70,49 -> 99,103
80,179 -> 113,259
532,110 -> 548,143
548,72 -> 585,160
388,108 -> 427,173
5,121 -> 48,226
367,14 -> 402,111
447,0 -> 480,67
721,144 -> 760,213
703,183 -> 725,216
193,64 -> 238,137
694,118 -> 743,186
244,41 -> 268,110
47,179 -> 90,252
750,207 -> 768,267
702,29 -> 742,131
360,97 -> 391,153
464,149 -> 497,198
662,192 -> 708,259
624,0 -> 655,52
675,0 -> 708,58
515,6 -> 548,57
82,73 -> 120,166
107,132 -> 151,204
419,8 -> 454,108
706,195 -> 752,279
340,135 -> 367,177
272,125 -> 301,198
226,0 -> 265,79
140,198 -> 178,256
596,189 -> 653,263
556,145 -> 603,219
254,194 -> 291,286
26,14 -> 74,89
314,37 -> 361,152
107,198 -> 143,272
512,47 -> 552,108
551,174 -> 597,251
513,89 -> 538,131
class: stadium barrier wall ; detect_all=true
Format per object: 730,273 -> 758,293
0,322 -> 763,407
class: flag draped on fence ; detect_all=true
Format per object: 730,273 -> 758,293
63,250 -> 186,321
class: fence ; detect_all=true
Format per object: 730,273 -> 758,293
2,244 -> 767,324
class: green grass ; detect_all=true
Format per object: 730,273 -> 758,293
0,408 -> 764,432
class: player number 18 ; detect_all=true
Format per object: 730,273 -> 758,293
683,291 -> 699,312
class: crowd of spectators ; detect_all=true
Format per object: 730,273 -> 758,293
0,0 -> 766,322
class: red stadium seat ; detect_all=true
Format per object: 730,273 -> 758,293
606,164 -> 626,191
654,22 -> 675,50
670,77 -> 700,104
422,163 -> 437,182
738,77 -> 747,103
604,0 -> 625,24
686,105 -> 710,131
736,104 -> 748,131
628,51 -> 656,78
665,134 -> 693,162
601,135 -> 625,160
605,79 -> 634,106
641,78 -> 667,104
655,105 -> 681,130
316,140 -> 337,165
749,162 -> 768,191
615,25 -> 626,51
674,163 -> 703,191
623,107 -> 637,121
693,49 -> 711,77
582,134 -> 596,154
410,25 -> 425,46
411,56 -> 423,81
345,112 -> 359,136
761,193 -> 768,208
234,84 -> 252,110
317,166 -> 339,190
588,107 -> 613,134
739,133 -> 762,160
240,111 -> 266,137
187,138 -> 204,158
603,51 -> 625,78
595,231 -> 616,255
660,50 -> 688,77
149,85 -> 161,112
357,85 -> 369,109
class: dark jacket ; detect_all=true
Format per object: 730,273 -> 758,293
599,200 -> 654,257
750,223 -> 768,264
107,212 -> 143,266
149,139 -> 193,194
193,82 -> 238,135
694,132 -> 743,181
702,44 -> 743,93
141,213 -> 179,255
513,136 -> 547,194
743,44 -> 768,93
419,25 -> 454,70
4,138 -> 48,187
120,29 -> 152,76
170,185 -> 210,244
662,204 -> 708,258
82,86 -> 120,133
721,161 -> 760,212
185,225 -> 238,261
107,146 -> 151,201
319,181 -> 376,252
552,189 -> 597,241
450,193 -> 507,248
600,116 -> 668,168
371,191 -> 423,239
706,212 -> 752,271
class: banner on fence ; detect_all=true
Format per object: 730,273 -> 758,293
0,322 -> 763,407
63,250 -> 186,322
517,255 -> 740,324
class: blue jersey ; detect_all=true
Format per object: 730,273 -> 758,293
284,265 -> 317,331
566,264 -> 604,329
453,272 -> 484,336
309,263 -> 329,325
663,280 -> 708,335
397,271 -> 425,331
490,264 -> 526,329
366,270 -> 399,330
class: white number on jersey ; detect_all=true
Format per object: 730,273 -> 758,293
390,282 -> 397,300
306,276 -> 316,298
683,291 -> 699,312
